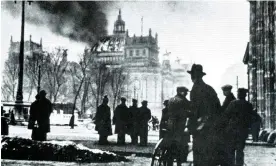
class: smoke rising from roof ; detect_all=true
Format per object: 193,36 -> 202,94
2,1 -> 110,45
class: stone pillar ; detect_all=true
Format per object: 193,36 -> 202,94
249,1 -> 258,110
272,1 -> 276,129
255,1 -> 266,121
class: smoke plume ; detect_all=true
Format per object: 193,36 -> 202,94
2,1 -> 111,45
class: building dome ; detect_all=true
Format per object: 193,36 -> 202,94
91,36 -> 125,52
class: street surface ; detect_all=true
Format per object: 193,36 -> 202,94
3,125 -> 276,166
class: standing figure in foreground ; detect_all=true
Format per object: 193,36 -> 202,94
221,84 -> 236,113
28,94 -> 39,140
188,64 -> 221,166
129,99 -> 140,145
138,100 -> 151,146
95,95 -> 112,145
167,86 -> 191,165
159,100 -> 169,139
36,90 -> 53,141
113,97 -> 129,145
223,88 -> 255,166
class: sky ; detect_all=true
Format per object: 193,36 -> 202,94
1,1 -> 249,102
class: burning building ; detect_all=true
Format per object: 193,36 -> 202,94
91,10 -> 191,116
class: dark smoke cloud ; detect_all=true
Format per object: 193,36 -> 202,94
2,1 -> 112,45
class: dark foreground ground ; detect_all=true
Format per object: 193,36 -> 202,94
2,125 -> 276,166
2,145 -> 275,166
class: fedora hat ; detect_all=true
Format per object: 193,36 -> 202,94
187,64 -> 206,76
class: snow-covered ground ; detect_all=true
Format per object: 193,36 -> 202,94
7,125 -> 160,143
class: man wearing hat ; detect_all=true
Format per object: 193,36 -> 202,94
36,90 -> 53,141
95,95 -> 112,145
221,84 -> 236,113
187,64 -> 221,166
113,97 -> 129,145
159,100 -> 169,139
138,100 -> 151,146
222,88 -> 255,166
128,99 -> 140,145
166,86 -> 191,164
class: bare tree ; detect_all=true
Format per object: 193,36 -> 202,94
43,47 -> 68,102
24,51 -> 45,101
109,67 -> 129,111
89,63 -> 111,110
68,49 -> 93,117
1,52 -> 19,101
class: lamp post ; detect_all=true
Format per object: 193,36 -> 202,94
14,1 -> 32,120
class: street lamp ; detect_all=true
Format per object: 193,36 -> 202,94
14,0 -> 32,120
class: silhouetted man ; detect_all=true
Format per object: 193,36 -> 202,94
160,100 -> 169,139
129,99 -> 139,145
28,94 -> 39,140
167,86 -> 191,165
113,97 -> 129,145
36,90 -> 53,141
95,95 -> 112,145
188,64 -> 221,166
138,100 -> 151,146
222,88 -> 254,166
221,84 -> 236,113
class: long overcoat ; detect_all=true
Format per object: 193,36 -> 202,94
113,104 -> 129,134
167,95 -> 191,142
222,99 -> 254,144
95,104 -> 112,136
28,99 -> 39,129
189,80 -> 221,133
138,106 -> 151,131
189,80 -> 221,165
160,107 -> 169,138
36,98 -> 52,133
128,105 -> 140,135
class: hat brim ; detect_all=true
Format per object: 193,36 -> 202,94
187,71 -> 206,76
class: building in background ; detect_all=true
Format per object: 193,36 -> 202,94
91,10 -> 191,117
243,1 -> 276,130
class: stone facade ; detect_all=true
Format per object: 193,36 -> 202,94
91,10 -> 190,117
9,35 -> 43,59
243,1 -> 276,129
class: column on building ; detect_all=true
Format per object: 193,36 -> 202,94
263,1 -> 275,129
274,1 -> 276,129
249,1 -> 258,109
256,1 -> 265,118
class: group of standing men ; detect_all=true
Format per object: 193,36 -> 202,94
95,96 -> 151,146
159,64 -> 261,166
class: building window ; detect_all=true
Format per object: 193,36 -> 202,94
143,49 -> 146,55
136,50 -> 140,56
129,50 -> 133,56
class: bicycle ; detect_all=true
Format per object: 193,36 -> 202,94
151,128 -> 193,166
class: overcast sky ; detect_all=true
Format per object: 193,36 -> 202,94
1,1 -> 249,101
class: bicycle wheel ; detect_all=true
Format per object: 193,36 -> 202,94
151,139 -> 167,166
